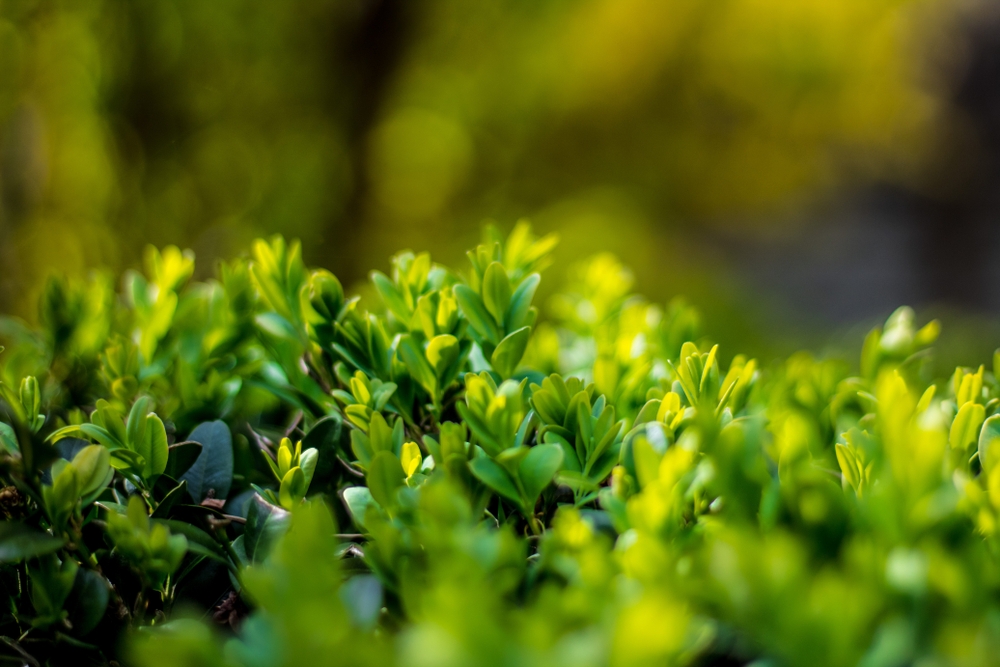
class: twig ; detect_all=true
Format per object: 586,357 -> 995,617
337,457 -> 365,478
0,636 -> 39,667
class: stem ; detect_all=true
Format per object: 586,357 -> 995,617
212,527 -> 244,577
133,587 -> 148,625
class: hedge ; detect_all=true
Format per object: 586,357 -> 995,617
1,223 -> 999,666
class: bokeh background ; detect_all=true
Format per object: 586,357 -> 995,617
1,0 -> 998,369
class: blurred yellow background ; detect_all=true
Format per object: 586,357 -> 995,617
0,0 -> 990,361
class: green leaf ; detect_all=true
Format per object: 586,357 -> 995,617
397,334 -> 437,397
131,412 -> 168,480
368,412 -> 398,455
0,421 -> 19,453
632,436 -> 661,489
482,262 -> 512,326
299,448 -> 319,491
491,327 -> 531,378
980,414 -> 1000,475
506,272 -> 539,331
454,284 -> 500,344
426,334 -> 460,376
302,414 -> 343,487
93,400 -> 128,449
151,480 -> 190,519
278,466 -> 307,509
155,519 -> 227,563
371,271 -> 411,322
366,451 -> 405,511
126,396 -> 151,450
165,441 -> 203,479
342,486 -> 376,532
518,444 -> 564,504
65,568 -> 110,637
350,430 -> 374,469
245,494 -> 291,563
469,455 -> 522,506
180,421 -> 234,501
950,401 -> 985,453
72,445 -> 112,500
0,523 -> 64,563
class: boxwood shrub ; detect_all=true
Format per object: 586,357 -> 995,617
2,223 -> 999,666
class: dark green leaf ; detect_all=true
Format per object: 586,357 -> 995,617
302,414 -> 344,487
180,421 -> 234,501
0,421 -> 18,454
245,494 -> 291,563
65,569 -> 110,637
155,519 -> 228,563
151,479 -> 190,519
165,441 -> 202,479
0,523 -> 64,563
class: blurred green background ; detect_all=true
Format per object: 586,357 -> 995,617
1,0 -> 995,367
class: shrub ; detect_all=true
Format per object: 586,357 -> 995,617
1,223 -> 999,666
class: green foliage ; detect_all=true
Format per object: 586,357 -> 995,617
5,224 -> 1000,666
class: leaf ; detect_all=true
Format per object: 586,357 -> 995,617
368,412 -> 396,454
155,520 -> 227,563
342,486 -> 376,532
245,494 -> 291,563
366,451 -> 405,511
301,415 -> 343,487
632,437 -> 662,489
0,523 -> 64,563
340,574 -> 383,630
518,444 -> 564,504
278,467 -> 306,509
426,334 -> 460,376
65,569 -> 110,637
371,271 -> 411,322
55,437 -> 90,462
469,455 -> 522,506
126,396 -> 151,451
299,448 -> 319,491
506,273 -> 539,331
151,480 -> 190,519
397,334 -> 437,397
180,421 -> 234,502
491,327 -> 531,378
165,441 -> 203,479
133,413 -> 169,479
72,445 -> 112,500
980,414 -> 1000,475
482,262 -> 512,325
401,441 -> 422,477
835,444 -> 860,490
950,402 -> 985,453
454,284 -> 500,344
96,501 -> 129,516
0,421 -> 19,453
